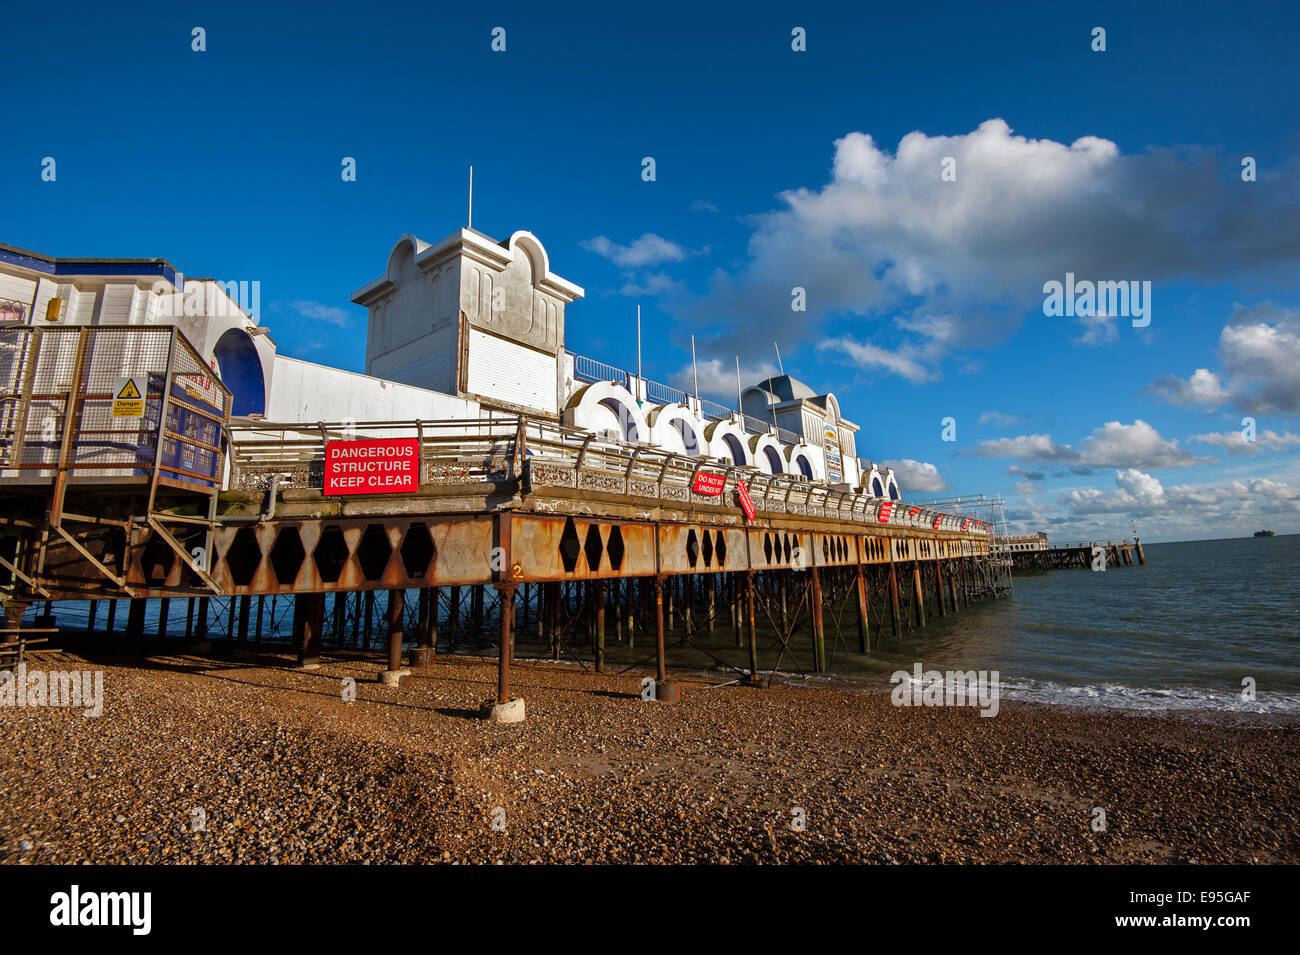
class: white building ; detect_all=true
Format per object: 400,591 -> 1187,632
1,228 -> 904,496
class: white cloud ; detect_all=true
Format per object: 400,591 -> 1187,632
1189,428 -> 1300,455
291,300 -> 351,327
582,233 -> 700,269
968,419 -> 1209,470
671,358 -> 779,401
880,458 -> 949,493
1060,469 -> 1300,523
1147,303 -> 1300,414
681,119 -> 1300,371
980,411 -> 1030,427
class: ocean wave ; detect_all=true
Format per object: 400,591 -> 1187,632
996,678 -> 1300,715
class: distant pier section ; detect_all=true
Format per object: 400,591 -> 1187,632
995,533 -> 1146,572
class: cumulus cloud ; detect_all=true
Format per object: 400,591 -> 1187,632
680,119 -> 1300,374
291,300 -> 351,326
880,458 -> 948,493
1189,428 -> 1300,455
671,358 -> 778,402
1060,469 -> 1300,522
967,419 -> 1209,470
1146,303 -> 1300,414
582,233 -> 701,269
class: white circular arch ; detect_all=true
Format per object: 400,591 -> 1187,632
646,403 -> 707,456
783,442 -> 823,481
704,420 -> 750,466
564,381 -> 650,444
748,433 -> 786,475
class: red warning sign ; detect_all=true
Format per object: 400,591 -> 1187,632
933,514 -> 943,529
961,516 -> 971,530
878,501 -> 894,523
736,480 -> 756,522
693,471 -> 726,495
324,439 -> 420,495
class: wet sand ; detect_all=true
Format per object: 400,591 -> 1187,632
2,644 -> 1296,864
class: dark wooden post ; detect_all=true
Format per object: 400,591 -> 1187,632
297,593 -> 324,669
593,579 -> 606,673
854,561 -> 869,653
810,567 -> 826,672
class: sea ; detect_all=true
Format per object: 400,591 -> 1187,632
19,535 -> 1300,716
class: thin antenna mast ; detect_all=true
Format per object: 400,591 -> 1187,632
690,334 -> 699,410
636,305 -> 643,401
774,342 -> 784,376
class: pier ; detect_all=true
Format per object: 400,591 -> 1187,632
0,327 -> 1009,719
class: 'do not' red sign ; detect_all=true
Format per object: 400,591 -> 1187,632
693,471 -> 726,495
878,501 -> 894,523
325,439 -> 420,495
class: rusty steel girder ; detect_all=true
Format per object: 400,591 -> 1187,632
208,515 -> 495,595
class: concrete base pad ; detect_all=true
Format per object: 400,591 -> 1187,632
297,661 -> 320,671
481,697 -> 526,723
654,680 -> 680,703
409,647 -> 434,668
377,668 -> 411,686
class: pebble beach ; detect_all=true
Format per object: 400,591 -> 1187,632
2,644 -> 1296,865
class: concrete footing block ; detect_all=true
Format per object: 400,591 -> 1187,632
297,661 -> 320,671
654,680 -> 680,703
481,697 -> 526,723
377,668 -> 410,686
409,647 -> 434,668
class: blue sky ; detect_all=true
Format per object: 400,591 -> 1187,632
3,0 -> 1298,542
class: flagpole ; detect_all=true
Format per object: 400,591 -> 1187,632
774,342 -> 784,377
690,334 -> 699,411
636,305 -> 642,402
467,165 -> 473,230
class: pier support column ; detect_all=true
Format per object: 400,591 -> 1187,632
933,560 -> 946,617
411,587 -> 433,668
157,597 -> 170,638
106,598 -> 118,635
379,589 -> 407,686
593,579 -> 606,673
482,584 -> 523,722
87,599 -> 98,636
652,576 -> 678,702
911,562 -> 926,628
948,561 -> 960,613
855,562 -> 869,653
887,563 -> 902,636
810,567 -> 827,672
297,594 -> 324,669
126,598 -> 146,639
745,571 -> 761,685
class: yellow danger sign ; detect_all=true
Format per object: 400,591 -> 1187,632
112,376 -> 144,417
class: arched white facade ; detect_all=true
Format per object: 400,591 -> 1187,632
704,420 -> 750,466
646,403 -> 707,456
784,442 -> 823,481
563,381 -> 650,444
749,433 -> 786,475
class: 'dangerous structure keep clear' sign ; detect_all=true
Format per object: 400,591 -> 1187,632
324,439 -> 420,495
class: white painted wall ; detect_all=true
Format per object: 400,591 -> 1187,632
267,355 -> 481,423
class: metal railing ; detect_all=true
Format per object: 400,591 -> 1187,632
224,414 -> 991,535
570,353 -> 628,389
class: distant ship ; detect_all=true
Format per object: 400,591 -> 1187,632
1254,530 -> 1276,537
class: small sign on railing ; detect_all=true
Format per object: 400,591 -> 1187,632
693,471 -> 726,495
324,438 -> 420,495
736,480 -> 756,521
